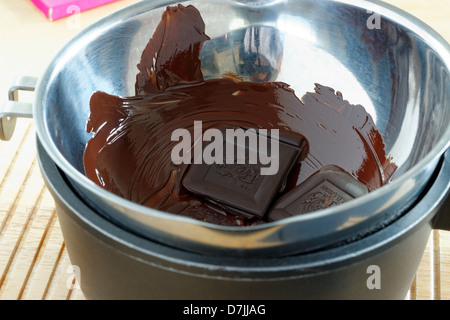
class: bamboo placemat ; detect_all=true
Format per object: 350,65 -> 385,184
0,120 -> 84,300
0,0 -> 449,300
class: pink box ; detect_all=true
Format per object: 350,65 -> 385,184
30,0 -> 122,21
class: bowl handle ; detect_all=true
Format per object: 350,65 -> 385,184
0,76 -> 37,141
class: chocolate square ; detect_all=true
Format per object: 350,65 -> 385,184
182,128 -> 307,218
267,165 -> 369,221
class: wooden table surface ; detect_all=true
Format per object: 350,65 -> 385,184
0,0 -> 449,300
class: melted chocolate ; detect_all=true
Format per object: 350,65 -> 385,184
83,4 -> 397,226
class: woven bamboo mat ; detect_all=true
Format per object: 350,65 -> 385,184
0,120 -> 84,300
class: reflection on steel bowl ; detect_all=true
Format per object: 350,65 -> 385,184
83,4 -> 397,228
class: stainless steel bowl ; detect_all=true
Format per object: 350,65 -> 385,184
2,0 -> 450,256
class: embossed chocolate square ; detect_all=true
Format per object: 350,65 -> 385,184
182,127 -> 308,218
266,165 -> 369,221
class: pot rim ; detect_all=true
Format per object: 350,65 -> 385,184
38,139 -> 450,273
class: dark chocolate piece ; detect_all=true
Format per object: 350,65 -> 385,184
267,165 -> 369,221
182,128 -> 307,219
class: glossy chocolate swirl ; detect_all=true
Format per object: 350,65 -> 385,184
84,4 -> 397,226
